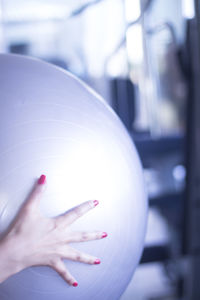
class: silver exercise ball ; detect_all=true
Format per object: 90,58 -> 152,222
0,54 -> 147,300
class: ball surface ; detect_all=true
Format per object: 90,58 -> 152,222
0,54 -> 147,300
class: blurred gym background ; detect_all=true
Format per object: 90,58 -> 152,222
0,0 -> 199,299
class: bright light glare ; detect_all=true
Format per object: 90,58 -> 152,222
173,165 -> 186,182
125,0 -> 141,22
182,0 -> 195,19
4,3 -> 68,22
126,24 -> 143,64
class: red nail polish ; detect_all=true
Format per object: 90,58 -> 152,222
102,232 -> 107,238
94,259 -> 101,264
93,200 -> 99,207
73,282 -> 78,287
38,174 -> 46,185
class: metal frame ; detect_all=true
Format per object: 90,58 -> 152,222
183,1 -> 200,299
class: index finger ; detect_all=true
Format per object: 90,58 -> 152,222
23,174 -> 46,211
56,200 -> 99,227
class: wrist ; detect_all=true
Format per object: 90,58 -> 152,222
0,237 -> 23,283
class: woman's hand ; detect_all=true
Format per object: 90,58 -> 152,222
0,174 -> 107,287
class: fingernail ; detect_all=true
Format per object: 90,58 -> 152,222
93,200 -> 99,207
38,174 -> 46,185
73,282 -> 78,287
94,259 -> 101,265
102,232 -> 107,238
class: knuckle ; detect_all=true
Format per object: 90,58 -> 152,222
59,270 -> 67,278
31,189 -> 40,200
74,207 -> 83,218
23,204 -> 33,215
51,219 -> 59,231
50,257 -> 60,268
81,232 -> 88,241
76,254 -> 82,261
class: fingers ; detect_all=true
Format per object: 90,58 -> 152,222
51,259 -> 78,287
23,174 -> 46,211
61,246 -> 101,265
67,231 -> 108,243
56,200 -> 99,227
